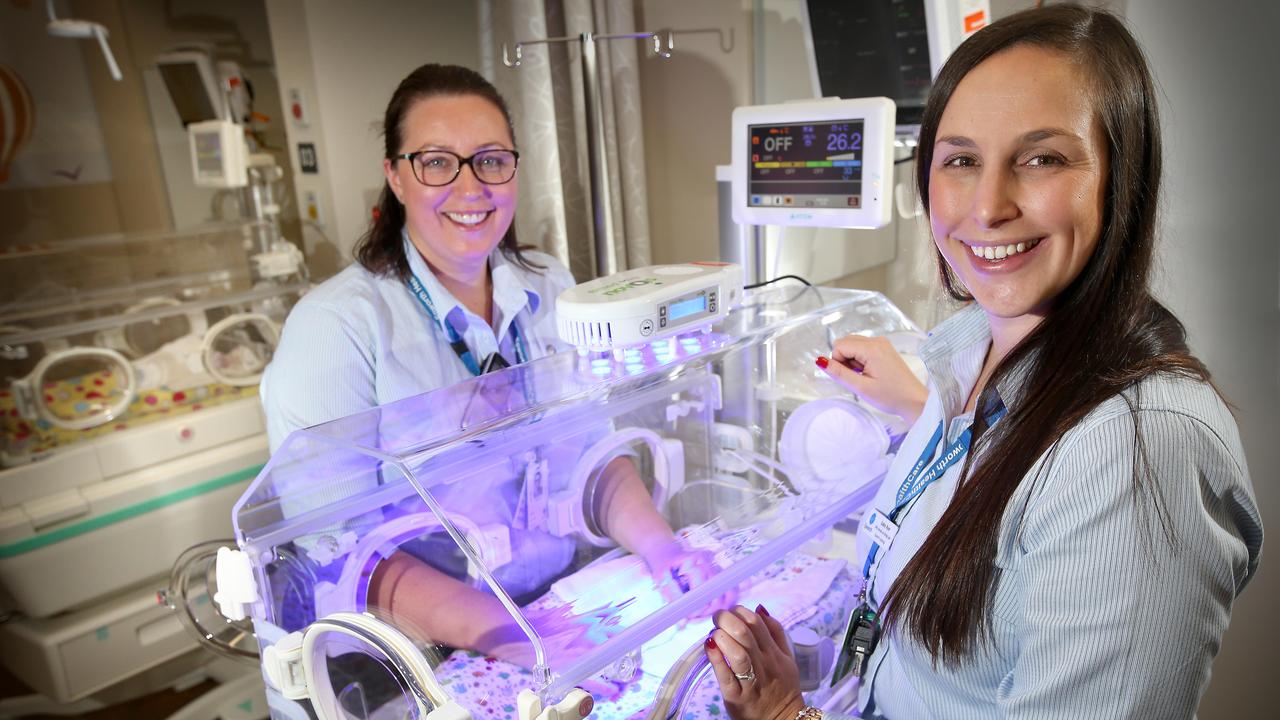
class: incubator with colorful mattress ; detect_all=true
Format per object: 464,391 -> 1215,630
0,222 -> 305,466
218,281 -> 920,720
0,221 -> 307,703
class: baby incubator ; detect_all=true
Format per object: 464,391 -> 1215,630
213,281 -> 919,720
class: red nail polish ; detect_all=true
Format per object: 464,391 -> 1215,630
705,636 -> 717,650
756,604 -> 769,617
815,356 -> 829,369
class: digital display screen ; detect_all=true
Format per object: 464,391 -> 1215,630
668,295 -> 707,321
159,62 -> 219,126
747,119 -> 864,209
807,0 -> 932,126
194,132 -> 223,174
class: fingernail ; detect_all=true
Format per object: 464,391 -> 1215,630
815,356 -> 829,369
756,604 -> 769,617
705,636 -> 717,650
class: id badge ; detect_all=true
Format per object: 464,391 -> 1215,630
831,602 -> 881,685
860,508 -> 899,548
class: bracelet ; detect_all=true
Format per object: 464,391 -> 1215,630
795,707 -> 823,720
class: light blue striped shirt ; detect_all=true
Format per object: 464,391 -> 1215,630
840,304 -> 1262,719
261,232 -> 575,453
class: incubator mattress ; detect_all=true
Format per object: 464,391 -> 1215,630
0,367 -> 257,462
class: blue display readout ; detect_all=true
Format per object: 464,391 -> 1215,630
668,296 -> 708,321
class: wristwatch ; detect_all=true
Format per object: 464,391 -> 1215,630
795,706 -> 823,720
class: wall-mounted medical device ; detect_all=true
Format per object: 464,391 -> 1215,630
156,49 -> 256,189
731,97 -> 896,230
800,0 -> 990,129
187,118 -> 250,188
155,49 -> 249,126
557,263 -> 744,351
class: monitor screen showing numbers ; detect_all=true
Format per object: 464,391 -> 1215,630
732,97 -> 895,229
747,119 -> 865,210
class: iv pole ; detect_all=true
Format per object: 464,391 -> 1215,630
503,27 -> 732,279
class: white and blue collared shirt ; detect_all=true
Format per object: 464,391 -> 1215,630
261,231 -> 576,452
837,303 -> 1261,720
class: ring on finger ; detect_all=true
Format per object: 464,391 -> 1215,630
733,668 -> 756,683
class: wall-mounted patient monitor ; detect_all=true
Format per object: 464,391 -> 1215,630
156,50 -> 225,126
731,97 -> 896,229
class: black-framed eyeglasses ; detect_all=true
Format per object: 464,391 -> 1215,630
390,148 -> 520,187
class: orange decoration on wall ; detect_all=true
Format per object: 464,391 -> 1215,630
0,64 -> 36,185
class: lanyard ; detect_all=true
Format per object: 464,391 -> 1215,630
861,403 -> 1006,579
407,272 -> 528,376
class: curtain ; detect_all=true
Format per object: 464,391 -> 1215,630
478,0 -> 652,281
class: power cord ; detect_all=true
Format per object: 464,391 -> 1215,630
744,274 -> 812,290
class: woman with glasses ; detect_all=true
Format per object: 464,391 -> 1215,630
263,64 -> 551,450
261,64 -> 708,669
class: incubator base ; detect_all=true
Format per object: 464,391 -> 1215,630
0,397 -> 267,618
0,579 -> 201,703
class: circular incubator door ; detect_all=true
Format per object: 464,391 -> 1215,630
263,611 -> 468,720
160,540 -> 261,665
201,312 -> 280,386
9,347 -> 136,430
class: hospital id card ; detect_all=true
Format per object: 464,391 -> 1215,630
860,508 -> 898,548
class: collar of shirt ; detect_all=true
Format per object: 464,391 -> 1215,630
917,304 -> 1035,437
399,230 -> 541,352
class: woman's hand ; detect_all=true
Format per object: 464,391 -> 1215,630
818,335 -> 928,424
705,605 -> 806,720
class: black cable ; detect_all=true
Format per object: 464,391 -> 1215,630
744,274 -> 812,290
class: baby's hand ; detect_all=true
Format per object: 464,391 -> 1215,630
645,545 -> 738,617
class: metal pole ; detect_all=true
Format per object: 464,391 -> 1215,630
580,32 -> 617,278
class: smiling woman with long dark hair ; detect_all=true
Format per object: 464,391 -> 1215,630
703,5 -> 1263,719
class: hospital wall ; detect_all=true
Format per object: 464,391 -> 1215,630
0,0 -> 296,285
1128,1 -> 1279,716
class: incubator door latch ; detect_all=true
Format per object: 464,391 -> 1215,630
261,631 -> 307,700
517,688 -> 594,720
213,546 -> 258,621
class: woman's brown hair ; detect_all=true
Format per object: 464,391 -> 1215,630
354,63 -> 542,279
881,3 -> 1211,664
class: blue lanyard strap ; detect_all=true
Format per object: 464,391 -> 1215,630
407,272 -> 527,377
862,403 -> 1007,579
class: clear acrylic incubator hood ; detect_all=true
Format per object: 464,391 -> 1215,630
217,284 -> 920,720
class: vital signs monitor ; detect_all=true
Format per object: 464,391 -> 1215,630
731,97 -> 896,229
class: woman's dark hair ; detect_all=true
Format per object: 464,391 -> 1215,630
354,63 -> 543,279
881,4 -> 1212,664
